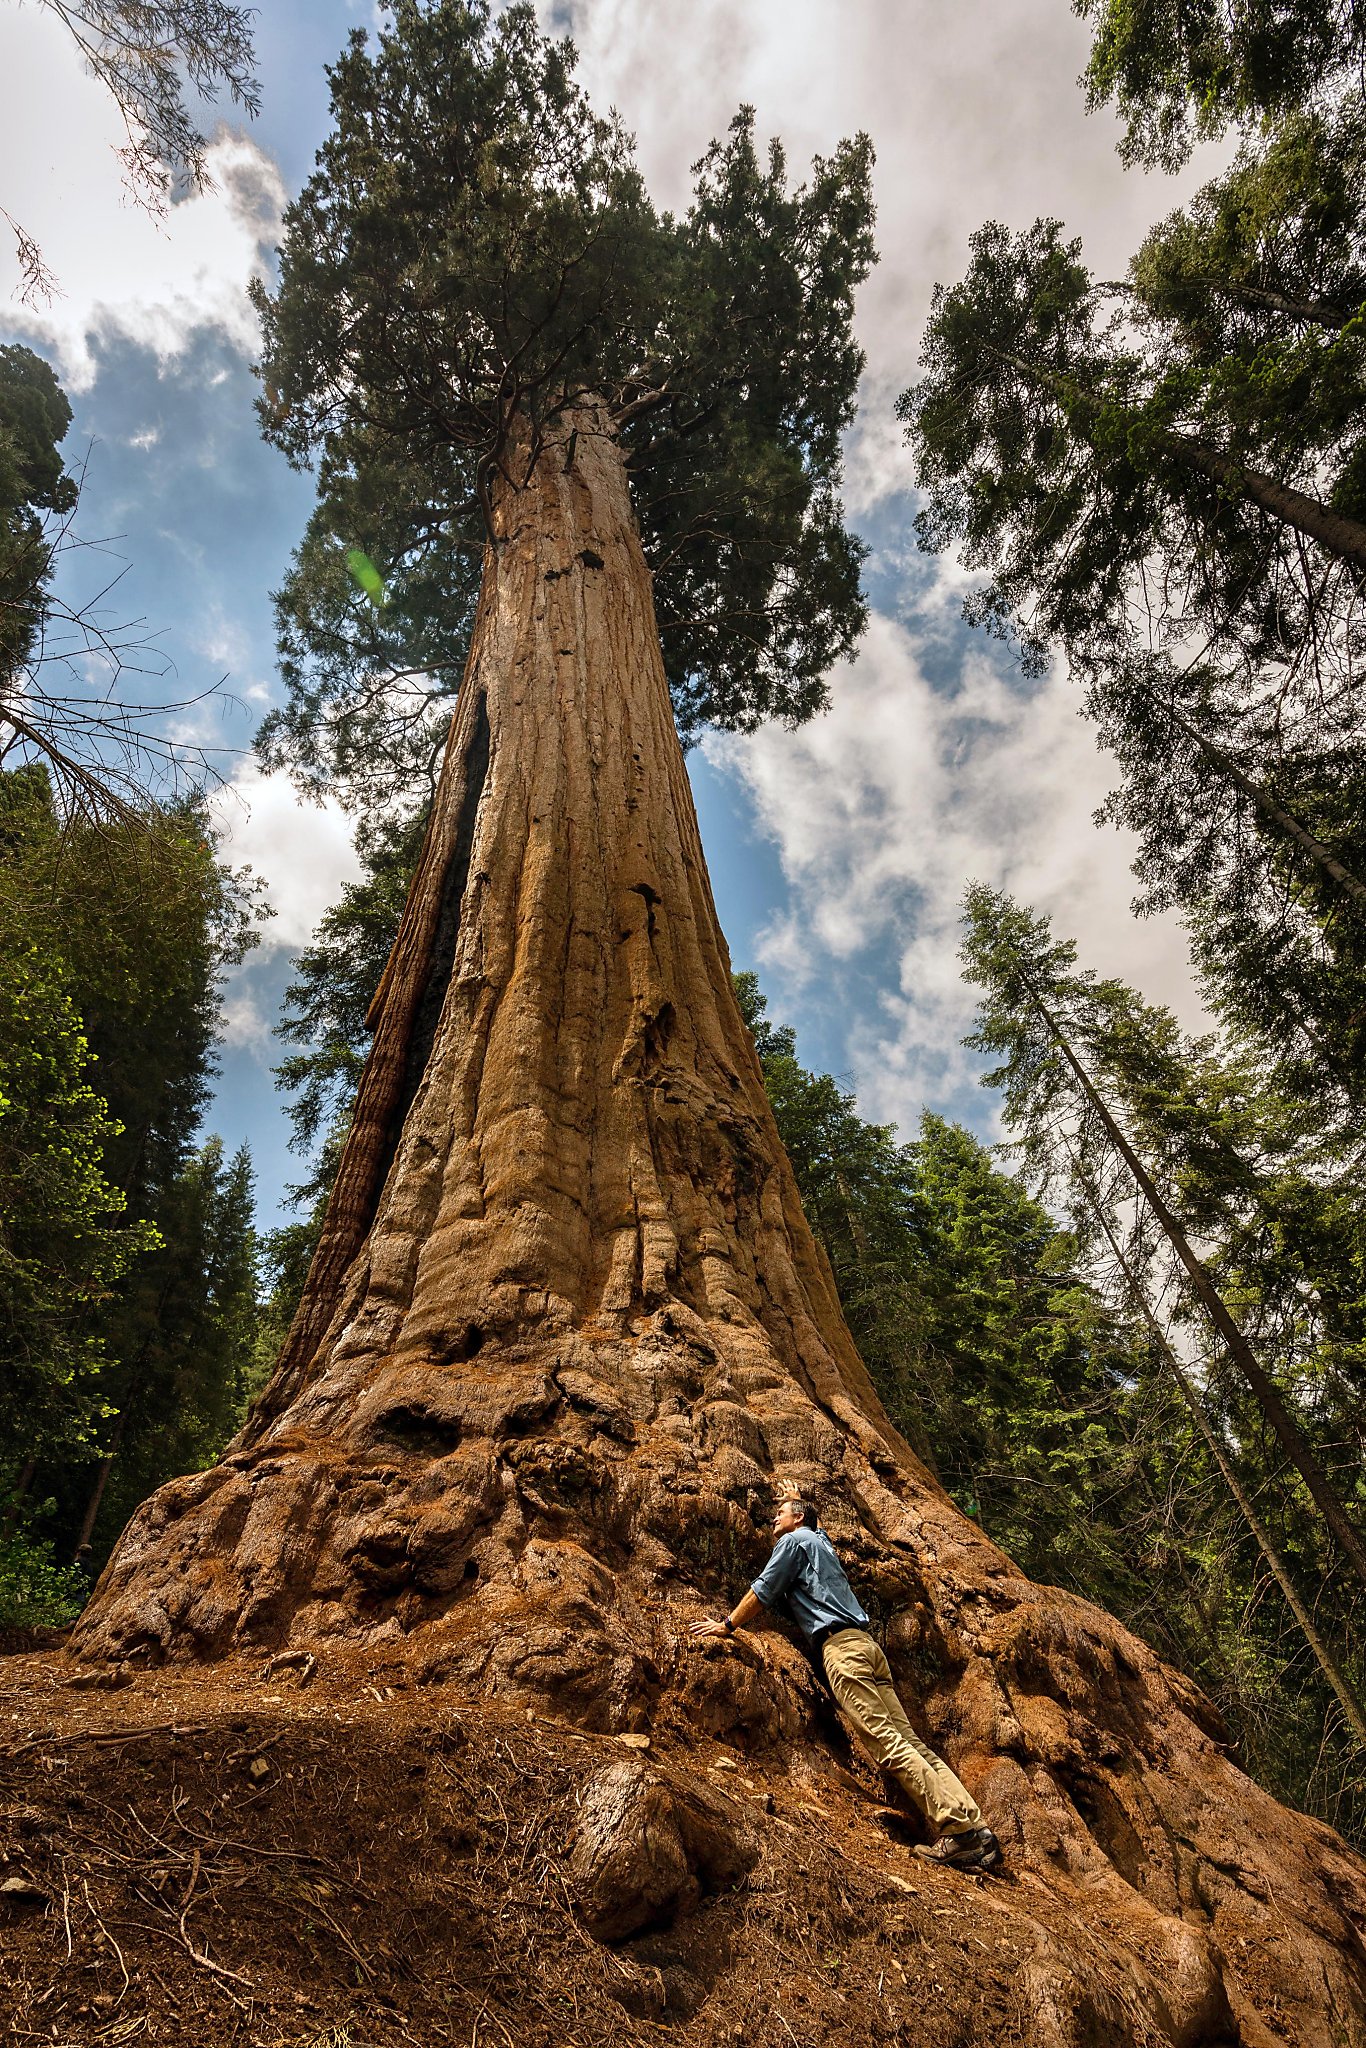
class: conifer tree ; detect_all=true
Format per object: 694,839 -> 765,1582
960,883 -> 1366,1595
900,97 -> 1366,1108
1076,0 -> 1366,167
0,765 -> 262,1556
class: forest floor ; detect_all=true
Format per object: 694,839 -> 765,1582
0,1631 -> 1107,2048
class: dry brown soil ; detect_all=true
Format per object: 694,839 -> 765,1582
0,1635 -> 1239,2048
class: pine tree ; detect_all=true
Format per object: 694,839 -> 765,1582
899,106 -> 1366,1096
1076,0 -> 1366,168
960,883 -> 1366,1599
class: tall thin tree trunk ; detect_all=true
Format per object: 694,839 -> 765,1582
0,1457 -> 35,1542
1083,1177 -> 1366,1749
1036,989 -> 1366,1593
1172,437 -> 1366,574
74,1412 -> 125,1557
1010,351 -> 1366,574
1163,702 -> 1366,911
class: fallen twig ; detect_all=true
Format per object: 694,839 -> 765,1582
4,1722 -> 213,1761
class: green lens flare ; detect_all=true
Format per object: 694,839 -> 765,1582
345,546 -> 387,607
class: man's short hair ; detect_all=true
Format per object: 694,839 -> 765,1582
782,1497 -> 816,1527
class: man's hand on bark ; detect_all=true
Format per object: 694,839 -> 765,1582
688,1590 -> 763,1642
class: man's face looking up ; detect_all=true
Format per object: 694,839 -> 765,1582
771,1499 -> 804,1541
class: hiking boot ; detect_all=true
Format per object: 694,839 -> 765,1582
914,1826 -> 1002,1872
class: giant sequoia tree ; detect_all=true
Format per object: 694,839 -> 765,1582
72,7 -> 1366,2040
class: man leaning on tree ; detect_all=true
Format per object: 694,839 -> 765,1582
690,1498 -> 1002,1873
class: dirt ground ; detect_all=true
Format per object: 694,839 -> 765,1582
0,1633 -> 1164,2048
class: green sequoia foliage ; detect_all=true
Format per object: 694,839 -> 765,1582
255,0 -> 875,807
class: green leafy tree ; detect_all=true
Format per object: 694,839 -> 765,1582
274,808 -> 426,1198
734,972 -> 1151,1605
734,973 -> 1359,1783
1076,0 -> 1366,168
0,764 -> 263,1555
0,930 -> 149,1478
900,206 -> 1366,679
254,0 -> 874,808
1085,652 -> 1366,1107
959,883 -> 1366,1592
900,103 -> 1366,1103
0,344 -> 76,689
73,1137 -> 258,1554
959,880 -> 1366,1816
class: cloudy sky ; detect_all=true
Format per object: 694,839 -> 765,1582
0,0 -> 1220,1229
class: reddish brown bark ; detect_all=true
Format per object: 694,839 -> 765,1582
72,404 -> 1366,2047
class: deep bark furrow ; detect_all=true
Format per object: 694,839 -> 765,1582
394,688 -> 492,1143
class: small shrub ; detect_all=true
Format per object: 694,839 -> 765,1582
0,1532 -> 86,1628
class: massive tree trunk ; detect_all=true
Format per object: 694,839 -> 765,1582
71,404 -> 1366,2047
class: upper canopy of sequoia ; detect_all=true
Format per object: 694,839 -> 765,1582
255,0 -> 877,806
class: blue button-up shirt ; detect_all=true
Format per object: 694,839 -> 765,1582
750,1524 -> 869,1642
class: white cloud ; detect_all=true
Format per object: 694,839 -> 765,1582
212,761 -> 360,955
705,612 -> 1207,1136
555,0 -> 1228,387
220,980 -> 271,1053
1,5 -> 283,389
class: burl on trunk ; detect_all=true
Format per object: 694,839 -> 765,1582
76,407 -> 1366,2047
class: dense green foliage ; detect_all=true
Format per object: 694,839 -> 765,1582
1076,0 -> 1366,167
735,973 -> 1154,1611
0,766 -> 262,1569
0,1529 -> 87,1630
274,809 -> 425,1194
0,909 -> 146,1470
0,344 -> 75,689
959,884 -> 1366,1835
255,0 -> 874,808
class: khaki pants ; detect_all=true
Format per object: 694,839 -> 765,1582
822,1627 -> 982,1836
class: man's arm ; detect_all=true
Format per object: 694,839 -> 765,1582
689,1533 -> 798,1641
689,1587 -> 766,1641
